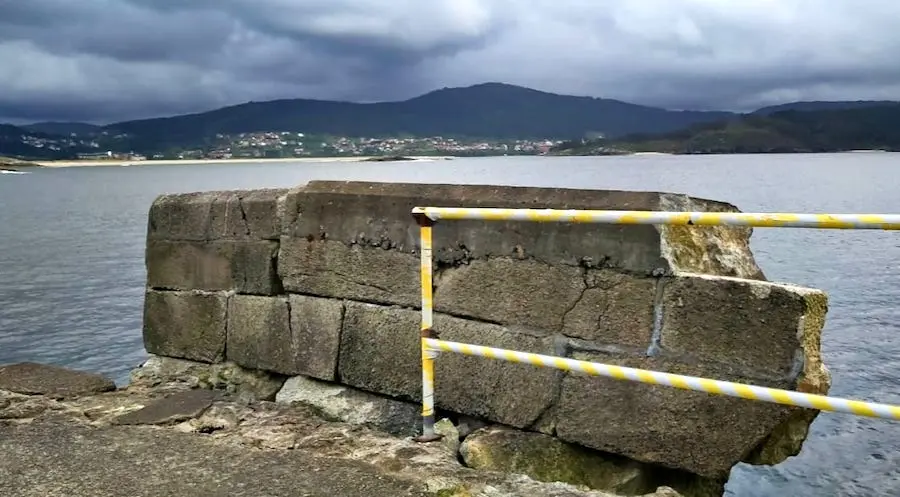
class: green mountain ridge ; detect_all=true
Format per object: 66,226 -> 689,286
98,82 -> 737,153
552,104 -> 900,155
751,100 -> 898,115
22,122 -> 102,135
3,83 -> 900,158
0,124 -> 83,159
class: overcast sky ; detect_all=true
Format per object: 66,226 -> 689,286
2,0 -> 899,124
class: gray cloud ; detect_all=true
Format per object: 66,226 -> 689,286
0,0 -> 898,123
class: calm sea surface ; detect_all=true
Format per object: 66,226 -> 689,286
1,154 -> 899,496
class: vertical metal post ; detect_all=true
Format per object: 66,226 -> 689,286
413,212 -> 441,442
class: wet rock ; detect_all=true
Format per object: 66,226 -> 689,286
0,362 -> 116,399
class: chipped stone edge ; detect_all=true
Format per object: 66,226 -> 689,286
657,193 -> 765,280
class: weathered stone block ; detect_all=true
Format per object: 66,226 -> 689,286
288,295 -> 343,381
433,314 -> 563,429
555,351 -> 800,478
656,272 -> 832,471
226,295 -> 342,380
281,181 -> 764,279
337,301 -> 561,428
226,295 -> 292,373
561,270 -> 658,347
239,189 -> 289,240
146,239 -> 281,294
434,258 -> 584,332
660,273 -> 828,379
278,238 -> 419,307
143,290 -> 227,363
338,302 -> 420,400
275,181 -> 764,328
148,188 -> 287,241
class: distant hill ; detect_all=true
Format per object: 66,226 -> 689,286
22,121 -> 101,136
100,83 -> 737,152
0,124 -> 58,158
552,104 -> 900,155
752,100 -> 899,115
7,83 -> 900,159
0,123 -> 95,159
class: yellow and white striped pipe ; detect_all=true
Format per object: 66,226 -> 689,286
411,207 -> 900,230
424,338 -> 900,420
419,225 -> 434,332
417,225 -> 439,440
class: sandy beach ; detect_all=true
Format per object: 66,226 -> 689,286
34,156 -> 453,168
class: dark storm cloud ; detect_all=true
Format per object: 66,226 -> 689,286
1,0 -> 899,123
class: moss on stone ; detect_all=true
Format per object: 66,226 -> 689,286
459,427 -> 723,497
657,194 -> 764,280
461,428 -> 653,494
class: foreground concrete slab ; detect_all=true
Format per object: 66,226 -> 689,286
0,373 -> 680,497
1,417 -> 426,497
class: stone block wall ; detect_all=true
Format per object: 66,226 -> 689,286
142,181 -> 831,481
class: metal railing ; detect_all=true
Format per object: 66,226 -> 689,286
411,206 -> 900,442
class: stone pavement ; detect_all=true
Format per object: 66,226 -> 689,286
1,416 -> 425,497
0,363 -> 681,497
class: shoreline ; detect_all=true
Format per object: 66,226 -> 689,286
34,156 -> 455,168
21,149 -> 896,168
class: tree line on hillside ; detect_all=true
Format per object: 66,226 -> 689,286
551,104 -> 900,155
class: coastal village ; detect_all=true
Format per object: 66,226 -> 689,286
17,129 -> 561,161
196,132 -> 560,160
